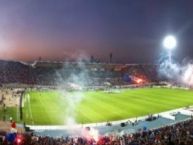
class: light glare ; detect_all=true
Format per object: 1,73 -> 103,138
163,35 -> 177,50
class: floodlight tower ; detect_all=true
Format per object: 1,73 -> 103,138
163,35 -> 177,64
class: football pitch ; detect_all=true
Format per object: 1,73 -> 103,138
22,87 -> 193,125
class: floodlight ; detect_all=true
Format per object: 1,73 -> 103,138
163,35 -> 177,50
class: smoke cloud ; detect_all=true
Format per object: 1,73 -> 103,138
55,60 -> 89,126
54,57 -> 100,140
159,57 -> 193,87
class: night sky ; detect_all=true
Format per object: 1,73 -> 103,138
0,0 -> 193,63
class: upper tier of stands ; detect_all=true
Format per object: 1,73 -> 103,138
0,60 -> 159,86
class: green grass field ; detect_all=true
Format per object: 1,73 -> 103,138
20,87 -> 193,125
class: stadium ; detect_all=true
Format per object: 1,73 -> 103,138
1,58 -> 193,144
1,1 -> 193,145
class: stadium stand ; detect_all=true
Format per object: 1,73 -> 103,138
0,60 -> 159,86
0,117 -> 193,145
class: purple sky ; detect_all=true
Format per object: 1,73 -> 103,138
0,0 -> 193,63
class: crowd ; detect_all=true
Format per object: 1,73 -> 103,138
0,60 -> 159,86
0,118 -> 193,145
